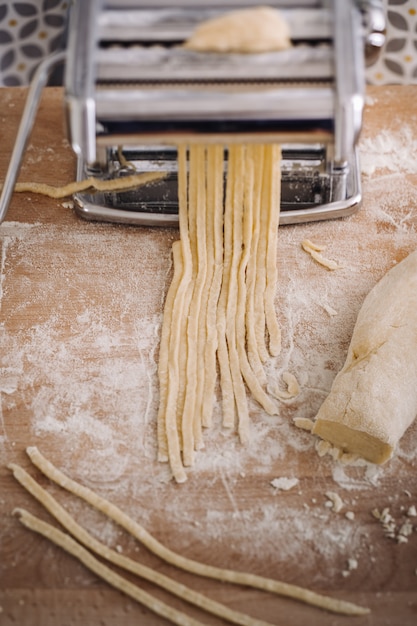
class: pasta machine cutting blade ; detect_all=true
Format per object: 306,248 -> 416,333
0,0 -> 385,226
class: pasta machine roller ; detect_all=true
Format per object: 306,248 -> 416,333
0,0 -> 385,226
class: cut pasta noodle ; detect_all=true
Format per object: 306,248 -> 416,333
14,508 -> 207,626
216,147 -> 237,429
245,148 -> 268,381
253,149 -> 270,364
263,146 -> 282,356
162,146 -> 193,483
2,171 -> 166,199
9,464 -> 277,626
158,144 -> 283,480
200,145 -> 224,429
182,145 -> 208,464
157,240 -> 184,463
22,446 -> 369,617
224,146 -> 251,442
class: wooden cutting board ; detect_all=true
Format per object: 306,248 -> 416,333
0,85 -> 417,626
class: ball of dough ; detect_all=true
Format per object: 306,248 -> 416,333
184,6 -> 291,54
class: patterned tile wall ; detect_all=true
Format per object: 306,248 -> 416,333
0,0 -> 69,86
366,0 -> 417,84
0,1 -> 416,86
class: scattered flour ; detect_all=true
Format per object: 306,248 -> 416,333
270,476 -> 299,491
365,94 -> 377,106
1,140 -> 417,581
360,126 -> 417,177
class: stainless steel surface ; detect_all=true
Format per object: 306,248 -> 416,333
0,0 -> 385,227
64,0 -> 100,166
94,86 -> 334,123
333,0 -> 365,166
104,0 -> 325,8
73,145 -> 361,226
64,0 -> 379,225
98,8 -> 332,43
96,46 -> 333,83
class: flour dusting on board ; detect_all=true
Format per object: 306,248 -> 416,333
1,153 -> 417,577
360,125 -> 417,176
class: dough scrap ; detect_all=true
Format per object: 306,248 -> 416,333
268,371 -> 300,401
313,250 -> 417,463
293,417 -> 314,432
324,491 -> 344,513
301,239 -> 340,271
270,477 -> 299,491
184,6 -> 291,54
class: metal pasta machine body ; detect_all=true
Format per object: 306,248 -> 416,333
0,0 -> 385,226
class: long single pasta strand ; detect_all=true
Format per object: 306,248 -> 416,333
216,148 -> 236,428
157,241 -> 184,462
163,145 -> 192,483
194,146 -> 216,432
245,147 -> 268,373
24,446 -> 370,617
253,146 -> 270,362
9,464 -> 277,626
194,147 -> 213,429
182,146 -> 207,464
179,145 -> 198,464
191,147 -> 208,452
14,508 -> 206,626
225,145 -> 250,443
201,145 -> 224,428
263,145 -> 282,356
6,172 -> 167,199
175,148 -> 195,439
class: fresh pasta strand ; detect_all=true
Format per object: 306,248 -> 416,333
5,172 -> 167,199
172,147 -> 199,463
117,146 -> 137,172
157,240 -> 184,462
182,145 -> 208,464
200,145 -> 224,429
159,143 -> 282,472
245,147 -> 269,371
25,446 -> 369,617
216,148 -> 237,429
179,144 -> 198,465
236,146 -> 278,415
225,145 -> 251,443
162,145 -> 193,483
263,145 -> 282,356
193,146 -> 215,432
14,508 -> 206,626
9,464 -> 277,626
253,146 -> 270,363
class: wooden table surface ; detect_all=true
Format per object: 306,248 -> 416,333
0,86 -> 417,626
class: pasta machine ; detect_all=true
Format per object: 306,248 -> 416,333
0,0 -> 385,226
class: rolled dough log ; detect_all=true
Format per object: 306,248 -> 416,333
312,249 -> 417,464
184,7 -> 291,54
